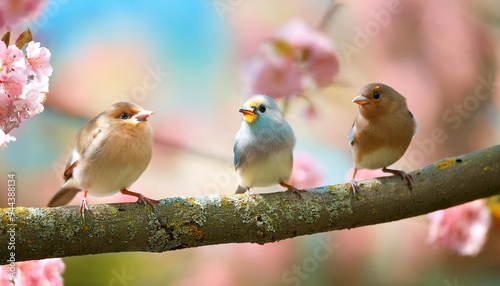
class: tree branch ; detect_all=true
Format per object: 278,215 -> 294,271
1,145 -> 500,263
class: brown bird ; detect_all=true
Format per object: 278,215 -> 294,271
48,102 -> 158,217
348,83 -> 417,195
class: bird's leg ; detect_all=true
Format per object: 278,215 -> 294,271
244,189 -> 257,199
382,167 -> 414,191
349,168 -> 360,197
120,189 -> 160,209
280,182 -> 305,198
79,190 -> 93,219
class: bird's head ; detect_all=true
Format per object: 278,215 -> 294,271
104,102 -> 154,129
353,83 -> 408,118
239,95 -> 283,125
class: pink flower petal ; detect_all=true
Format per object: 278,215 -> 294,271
0,258 -> 64,286
273,18 -> 339,88
244,54 -> 302,99
427,200 -> 491,256
290,153 -> 324,189
0,129 -> 16,148
26,41 -> 53,81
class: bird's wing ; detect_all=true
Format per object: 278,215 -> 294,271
48,149 -> 82,207
63,149 -> 79,181
409,111 -> 418,135
75,115 -> 102,157
235,185 -> 247,194
233,138 -> 242,169
347,120 -> 356,146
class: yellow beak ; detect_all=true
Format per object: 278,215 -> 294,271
239,108 -> 256,123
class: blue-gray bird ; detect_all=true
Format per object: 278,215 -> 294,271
233,95 -> 300,194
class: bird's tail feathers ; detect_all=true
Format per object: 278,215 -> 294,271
47,181 -> 81,207
235,185 -> 247,194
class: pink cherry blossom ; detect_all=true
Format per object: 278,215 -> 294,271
0,38 -> 51,145
0,41 -> 26,73
0,129 -> 15,148
273,18 -> 339,88
0,258 -> 64,286
0,0 -> 47,30
427,200 -> 491,256
26,41 -> 53,81
0,69 -> 25,99
243,18 -> 339,100
290,153 -> 324,189
244,54 -> 301,99
308,47 -> 339,88
13,80 -> 45,122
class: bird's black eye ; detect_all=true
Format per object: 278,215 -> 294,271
373,91 -> 381,99
119,112 -> 130,119
258,104 -> 266,113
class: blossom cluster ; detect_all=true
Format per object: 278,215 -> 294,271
244,18 -> 339,100
0,258 -> 64,286
427,199 -> 491,256
0,0 -> 47,29
0,30 -> 52,148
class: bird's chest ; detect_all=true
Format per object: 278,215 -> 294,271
352,116 -> 414,169
237,148 -> 293,187
75,129 -> 152,194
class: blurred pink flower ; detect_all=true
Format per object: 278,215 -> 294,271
244,54 -> 301,99
290,153 -> 324,189
0,129 -> 15,148
274,18 -> 339,88
308,47 -> 339,88
244,18 -> 339,99
0,0 -> 47,30
427,200 -> 491,256
174,261 -> 235,286
0,258 -> 64,286
26,41 -> 53,81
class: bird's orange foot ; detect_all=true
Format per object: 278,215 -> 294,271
280,182 -> 306,198
121,189 -> 159,210
349,179 -> 361,197
244,189 -> 257,199
79,197 -> 93,219
382,167 -> 414,192
137,195 -> 160,209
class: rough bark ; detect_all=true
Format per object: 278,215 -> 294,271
1,145 -> 499,263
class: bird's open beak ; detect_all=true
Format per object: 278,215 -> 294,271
353,95 -> 369,105
239,108 -> 256,123
134,110 -> 154,121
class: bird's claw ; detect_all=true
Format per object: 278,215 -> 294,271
280,182 -> 306,198
288,187 -> 306,199
244,190 -> 257,199
382,167 -> 414,192
79,198 -> 93,219
120,189 -> 159,210
349,179 -> 360,198
136,195 -> 160,210
401,172 -> 414,192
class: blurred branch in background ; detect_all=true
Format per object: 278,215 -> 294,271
1,144 -> 499,263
